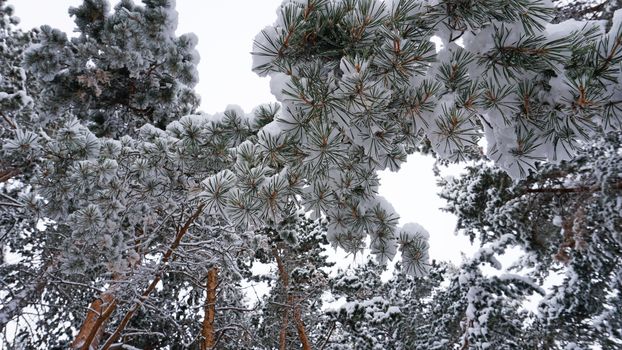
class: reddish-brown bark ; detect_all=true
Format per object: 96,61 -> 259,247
272,247 -> 312,350
71,291 -> 117,350
201,267 -> 218,350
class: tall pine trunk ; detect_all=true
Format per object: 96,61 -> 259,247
201,267 -> 218,350
294,302 -> 311,350
272,247 -> 311,350
71,290 -> 117,350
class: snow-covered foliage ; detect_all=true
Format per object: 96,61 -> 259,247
251,0 -> 622,180
0,0 -> 621,348
205,0 -> 620,280
438,131 -> 622,348
24,0 -> 200,136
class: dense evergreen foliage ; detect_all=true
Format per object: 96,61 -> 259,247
0,0 -> 620,349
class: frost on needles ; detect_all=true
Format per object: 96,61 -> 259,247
239,0 -> 622,267
1,0 -> 622,349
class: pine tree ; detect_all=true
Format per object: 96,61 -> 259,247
24,0 -> 201,136
1,0 -> 621,348
250,212 -> 334,350
323,260 -> 455,349
1,1 -> 260,347
438,131 -> 622,349
0,0 -> 52,341
325,260 -> 403,349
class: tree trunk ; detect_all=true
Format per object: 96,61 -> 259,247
70,226 -> 145,350
70,225 -> 147,350
273,247 -> 290,350
71,290 -> 117,350
279,296 -> 290,350
201,267 -> 218,350
293,302 -> 312,350
272,247 -> 312,350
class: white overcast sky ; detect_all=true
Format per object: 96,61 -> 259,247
10,0 -> 475,266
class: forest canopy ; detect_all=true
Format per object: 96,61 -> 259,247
0,0 -> 621,349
